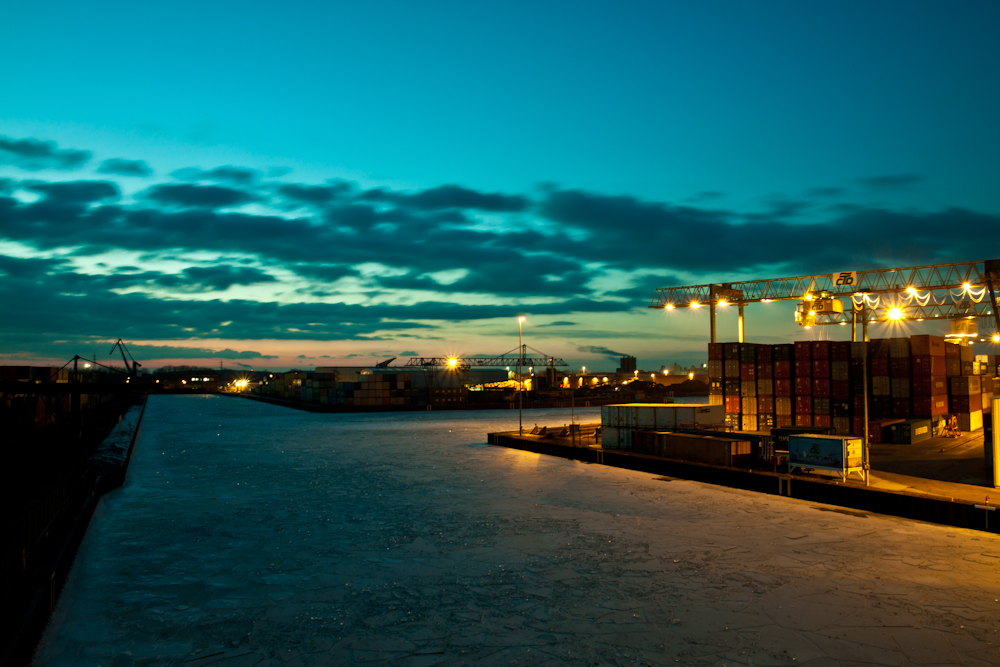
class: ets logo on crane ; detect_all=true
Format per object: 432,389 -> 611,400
833,271 -> 857,287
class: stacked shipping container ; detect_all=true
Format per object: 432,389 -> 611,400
707,336 -> 997,437
262,371 -> 426,407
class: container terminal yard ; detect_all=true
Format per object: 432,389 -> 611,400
490,259 -> 1000,535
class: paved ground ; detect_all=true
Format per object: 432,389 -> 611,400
34,395 -> 1000,666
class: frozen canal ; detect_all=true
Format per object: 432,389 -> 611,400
36,395 -> 1000,666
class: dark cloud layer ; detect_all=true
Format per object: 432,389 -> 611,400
0,135 -> 992,361
577,345 -> 630,358
98,158 -> 153,177
0,136 -> 91,170
140,183 -> 258,209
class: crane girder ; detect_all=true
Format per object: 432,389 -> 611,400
649,260 -> 991,308
403,356 -> 567,368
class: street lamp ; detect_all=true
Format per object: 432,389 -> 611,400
518,317 -> 525,435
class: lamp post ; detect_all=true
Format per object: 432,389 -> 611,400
518,317 -> 525,435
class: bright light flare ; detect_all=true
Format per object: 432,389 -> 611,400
906,286 -> 916,294
690,301 -> 701,308
993,334 -> 1000,343
887,307 -> 904,321
447,357 -> 458,367
665,304 -> 675,310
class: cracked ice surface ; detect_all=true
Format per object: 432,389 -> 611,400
34,395 -> 1000,666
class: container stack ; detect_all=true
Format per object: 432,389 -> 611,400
756,344 -> 774,432
793,341 -> 812,427
911,335 -> 948,422
774,344 -> 793,429
705,333 -> 996,436
263,371 -> 422,407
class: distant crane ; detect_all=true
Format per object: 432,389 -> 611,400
110,339 -> 141,378
403,345 -> 567,369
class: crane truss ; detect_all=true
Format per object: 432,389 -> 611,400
403,356 -> 567,368
649,259 -> 1000,327
404,345 -> 567,368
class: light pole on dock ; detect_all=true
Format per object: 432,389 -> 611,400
518,317 -> 525,435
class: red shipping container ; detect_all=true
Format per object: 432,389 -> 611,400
795,359 -> 812,377
890,357 -> 911,378
811,341 -> 830,359
910,334 -> 945,357
757,396 -> 774,414
912,355 -> 946,377
814,415 -> 832,428
912,394 -> 948,418
756,345 -> 773,364
794,341 -> 812,361
794,377 -> 812,395
852,416 -> 864,437
950,394 -> 982,413
813,378 -> 831,397
776,415 -> 793,428
831,341 -> 851,362
945,358 -> 961,377
892,398 -> 911,419
725,395 -> 741,414
756,363 -> 773,380
708,343 -> 724,360
853,394 -> 866,413
795,395 -> 813,413
813,359 -> 830,378
795,414 -> 814,427
832,380 -> 850,400
871,357 -> 889,375
740,363 -> 756,381
774,360 -> 791,379
945,342 -> 960,359
912,375 -> 948,396
775,378 -> 792,396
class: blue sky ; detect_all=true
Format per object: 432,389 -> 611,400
2,1 -> 999,370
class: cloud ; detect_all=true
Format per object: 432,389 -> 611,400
1,135 -> 996,365
276,181 -> 353,207
170,266 -> 277,291
537,321 -> 577,327
855,174 -> 923,189
97,158 -> 153,177
577,345 -> 629,358
123,344 -> 278,359
399,350 -> 418,356
172,166 -> 262,185
140,183 -> 259,208
27,180 -> 120,203
360,184 -> 528,212
0,136 -> 91,170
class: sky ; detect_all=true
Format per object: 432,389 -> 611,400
2,1 -> 999,372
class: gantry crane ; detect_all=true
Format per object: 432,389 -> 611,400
649,259 -> 1000,343
403,345 -> 567,369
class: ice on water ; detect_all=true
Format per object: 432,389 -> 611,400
34,395 -> 1000,666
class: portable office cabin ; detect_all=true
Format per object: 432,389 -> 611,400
788,433 -> 864,481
